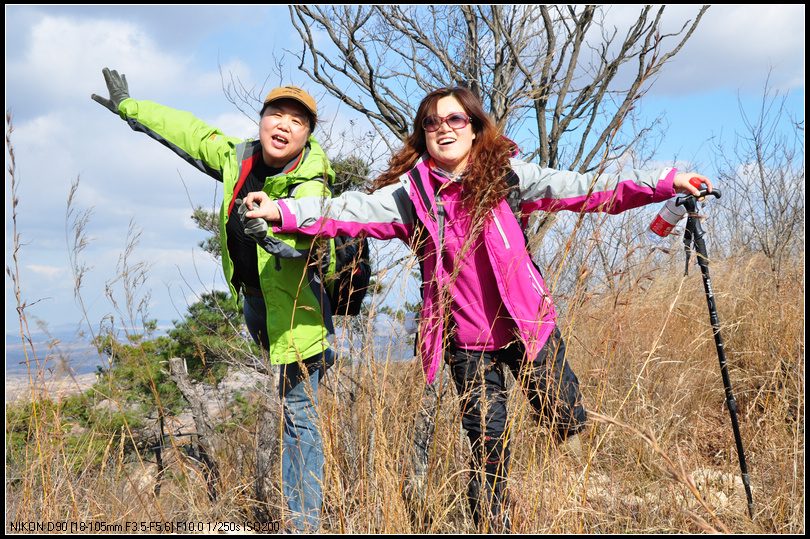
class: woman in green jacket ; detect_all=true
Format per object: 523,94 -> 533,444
93,68 -> 334,532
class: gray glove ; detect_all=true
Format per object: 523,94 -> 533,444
91,67 -> 130,114
236,199 -> 268,240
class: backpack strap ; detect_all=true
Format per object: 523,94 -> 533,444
503,168 -> 545,275
409,165 -> 445,252
503,168 -> 523,228
228,140 -> 262,216
412,165 -> 525,236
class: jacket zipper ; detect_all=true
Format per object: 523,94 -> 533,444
491,212 -> 510,249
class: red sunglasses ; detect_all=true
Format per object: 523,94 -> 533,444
422,113 -> 471,133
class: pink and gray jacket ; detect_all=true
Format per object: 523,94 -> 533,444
273,155 -> 677,382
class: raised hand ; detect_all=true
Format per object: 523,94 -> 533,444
91,67 -> 130,114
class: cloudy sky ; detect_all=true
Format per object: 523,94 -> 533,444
4,5 -> 805,359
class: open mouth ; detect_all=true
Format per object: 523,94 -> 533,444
271,134 -> 289,145
438,137 -> 455,146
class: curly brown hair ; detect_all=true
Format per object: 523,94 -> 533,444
371,87 -> 517,215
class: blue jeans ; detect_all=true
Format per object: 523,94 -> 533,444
244,293 -> 331,532
278,352 -> 331,532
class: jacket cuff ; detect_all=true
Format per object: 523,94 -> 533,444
272,200 -> 298,233
117,97 -> 136,120
657,167 -> 678,201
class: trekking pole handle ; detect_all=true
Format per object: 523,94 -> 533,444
675,189 -> 722,209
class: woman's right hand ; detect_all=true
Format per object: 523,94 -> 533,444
244,191 -> 281,222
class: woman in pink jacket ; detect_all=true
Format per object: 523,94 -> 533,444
246,87 -> 711,531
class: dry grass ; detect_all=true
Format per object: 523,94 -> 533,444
7,249 -> 803,533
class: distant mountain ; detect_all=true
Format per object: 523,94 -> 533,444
5,328 -> 102,377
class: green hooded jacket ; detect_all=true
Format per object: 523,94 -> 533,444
118,98 -> 335,365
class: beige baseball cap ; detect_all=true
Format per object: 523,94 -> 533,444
263,86 -> 317,117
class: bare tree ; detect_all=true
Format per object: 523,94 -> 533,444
289,5 -> 707,249
289,5 -> 707,173
712,75 -> 805,282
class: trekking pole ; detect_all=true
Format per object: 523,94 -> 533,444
677,189 -> 755,520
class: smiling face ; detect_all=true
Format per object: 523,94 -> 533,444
425,95 -> 476,175
259,99 -> 312,168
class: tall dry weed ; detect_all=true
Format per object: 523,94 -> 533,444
554,246 -> 803,533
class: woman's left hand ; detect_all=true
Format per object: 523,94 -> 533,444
244,191 -> 282,222
674,173 -> 713,196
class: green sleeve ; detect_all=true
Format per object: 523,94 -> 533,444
117,98 -> 243,182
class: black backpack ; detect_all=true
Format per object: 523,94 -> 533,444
328,234 -> 371,316
289,182 -> 371,317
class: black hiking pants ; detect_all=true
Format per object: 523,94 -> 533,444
446,327 -> 587,531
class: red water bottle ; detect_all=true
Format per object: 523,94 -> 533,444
647,177 -> 702,241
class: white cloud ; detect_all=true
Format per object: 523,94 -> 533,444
593,5 -> 804,96
6,7 -> 273,333
654,5 -> 804,94
26,265 -> 66,279
9,16 -> 176,103
210,111 -> 260,142
6,13 -> 234,117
